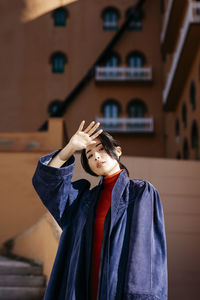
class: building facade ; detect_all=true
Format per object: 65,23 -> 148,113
162,0 -> 200,160
0,0 -> 199,160
0,0 -> 165,157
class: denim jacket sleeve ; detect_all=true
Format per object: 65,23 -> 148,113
32,150 -> 90,228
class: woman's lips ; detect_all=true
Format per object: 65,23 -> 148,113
96,161 -> 105,168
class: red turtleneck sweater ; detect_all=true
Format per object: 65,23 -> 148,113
90,169 -> 123,300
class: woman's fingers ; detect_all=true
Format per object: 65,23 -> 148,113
84,121 -> 95,133
78,120 -> 102,138
87,122 -> 100,136
90,128 -> 103,140
77,120 -> 85,132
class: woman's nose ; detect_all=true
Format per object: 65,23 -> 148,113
94,152 -> 100,160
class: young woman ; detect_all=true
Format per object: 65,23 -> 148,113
32,120 -> 168,300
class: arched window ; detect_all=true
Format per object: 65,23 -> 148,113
50,52 -> 67,73
190,81 -> 196,111
126,51 -> 145,68
125,7 -> 143,30
127,99 -> 147,118
48,100 -> 63,117
182,103 -> 187,128
102,100 -> 120,128
183,138 -> 189,160
102,100 -> 120,118
104,52 -> 120,78
102,7 -> 119,30
191,120 -> 199,159
105,53 -> 120,67
176,152 -> 181,159
53,7 -> 68,26
175,119 -> 180,144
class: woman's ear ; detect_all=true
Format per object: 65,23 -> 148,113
115,146 -> 122,158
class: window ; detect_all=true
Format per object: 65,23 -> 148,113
103,100 -> 120,118
50,52 -> 67,73
102,7 -> 119,30
127,99 -> 147,130
102,100 -> 120,128
127,51 -> 145,68
53,7 -> 68,26
104,53 -> 120,78
105,53 -> 119,67
190,81 -> 196,111
48,100 -> 63,117
183,138 -> 189,160
125,7 -> 143,30
175,119 -> 180,144
176,152 -> 181,159
182,103 -> 187,128
127,99 -> 147,118
191,120 -> 199,159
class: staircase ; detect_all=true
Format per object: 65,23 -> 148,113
0,255 -> 46,300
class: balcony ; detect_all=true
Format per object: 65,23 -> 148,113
161,0 -> 187,53
163,2 -> 200,110
95,117 -> 154,133
95,66 -> 152,82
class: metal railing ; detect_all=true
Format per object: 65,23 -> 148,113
96,117 -> 154,133
95,66 -> 152,81
163,2 -> 200,104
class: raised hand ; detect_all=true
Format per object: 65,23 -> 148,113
69,120 -> 103,152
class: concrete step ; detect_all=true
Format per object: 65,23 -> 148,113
0,255 -> 46,299
0,274 -> 46,287
0,255 -> 43,275
0,287 -> 45,300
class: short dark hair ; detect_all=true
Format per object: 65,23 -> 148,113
81,131 -> 129,177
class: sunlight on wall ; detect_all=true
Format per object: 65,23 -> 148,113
21,0 -> 77,22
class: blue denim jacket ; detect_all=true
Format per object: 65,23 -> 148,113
32,150 -> 168,300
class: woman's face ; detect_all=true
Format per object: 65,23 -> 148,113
85,138 -> 122,176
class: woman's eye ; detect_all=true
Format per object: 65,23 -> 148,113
88,154 -> 92,159
100,147 -> 104,151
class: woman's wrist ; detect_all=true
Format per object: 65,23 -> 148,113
58,142 -> 76,161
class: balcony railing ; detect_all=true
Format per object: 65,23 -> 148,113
163,2 -> 200,104
95,66 -> 152,82
95,117 -> 154,133
104,21 -> 118,29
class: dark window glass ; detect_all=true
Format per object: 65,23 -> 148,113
127,52 -> 145,68
103,101 -> 119,118
126,7 -> 143,30
176,152 -> 181,159
127,99 -> 147,130
190,81 -> 196,110
51,53 -> 66,73
105,54 -> 119,67
104,53 -> 120,78
183,138 -> 189,160
182,103 -> 187,128
175,119 -> 180,144
103,8 -> 119,30
191,120 -> 199,159
127,99 -> 147,118
48,100 -> 63,117
53,8 -> 67,26
103,100 -> 120,129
